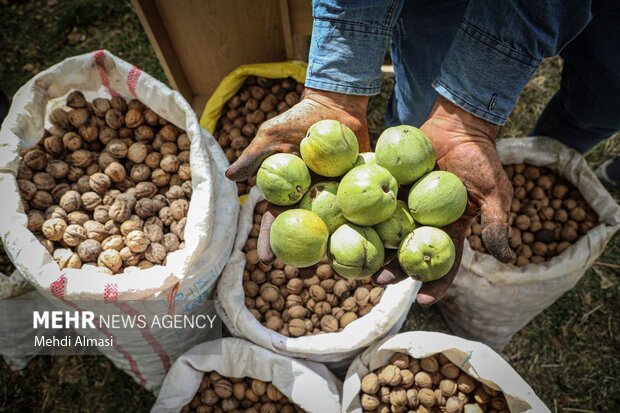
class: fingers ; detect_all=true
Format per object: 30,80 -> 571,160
480,196 -> 513,264
257,204 -> 289,264
416,217 -> 469,306
225,137 -> 273,181
257,208 -> 277,264
372,250 -> 408,285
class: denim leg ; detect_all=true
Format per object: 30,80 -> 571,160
386,0 -> 468,127
532,0 -> 620,153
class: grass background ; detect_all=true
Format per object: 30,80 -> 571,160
0,0 -> 618,412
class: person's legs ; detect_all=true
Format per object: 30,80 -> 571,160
386,0 -> 468,127
532,0 -> 620,153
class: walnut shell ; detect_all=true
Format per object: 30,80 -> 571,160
133,124 -> 153,142
105,109 -> 124,129
151,169 -> 170,187
59,190 -> 82,213
32,173 -> 55,192
83,220 -> 108,242
101,235 -> 124,251
103,161 -> 126,183
46,160 -> 70,180
125,108 -> 144,128
68,149 -> 93,168
66,91 -> 86,108
161,232 -> 179,252
77,239 -> 102,262
126,230 -> 150,253
169,199 -> 189,220
144,242 -> 166,264
133,198 -> 156,218
160,154 -> 180,173
63,132 -> 83,152
66,211 -> 89,226
159,142 -> 177,155
18,179 -> 37,201
43,135 -> 64,156
118,246 -> 139,266
157,124 -> 178,142
31,191 -> 54,210
127,142 -> 148,163
143,223 -> 163,243
86,173 -> 110,195
177,163 -> 191,181
50,108 -> 71,129
109,199 -> 132,223
27,210 -> 46,234
119,219 -> 142,237
105,139 -> 128,158
91,98 -> 111,116
68,109 -> 89,128
99,127 -> 118,145
53,248 -> 81,269
97,249 -> 122,273
144,152 -> 162,169
23,149 -> 48,171
62,223 -> 87,246
81,191 -> 102,211
130,164 -> 151,182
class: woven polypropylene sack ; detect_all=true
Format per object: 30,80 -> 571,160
438,137 -> 620,349
343,332 -> 549,412
0,50 -> 239,391
152,337 -> 342,413
216,186 -> 420,373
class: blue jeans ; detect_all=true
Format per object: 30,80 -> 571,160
306,0 -> 619,153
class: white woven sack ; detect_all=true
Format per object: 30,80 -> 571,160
342,331 -> 549,413
439,137 -> 620,350
152,337 -> 342,413
0,50 -> 238,391
216,186 -> 420,371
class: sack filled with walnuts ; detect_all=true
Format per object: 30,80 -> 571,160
215,187 -> 420,373
438,137 -> 620,350
342,332 -> 549,413
152,338 -> 342,413
200,62 -> 307,196
0,51 -> 238,391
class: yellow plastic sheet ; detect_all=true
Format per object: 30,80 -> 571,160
199,61 -> 307,133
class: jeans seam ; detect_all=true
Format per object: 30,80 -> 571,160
382,0 -> 399,27
460,20 -> 541,67
305,79 -> 382,95
314,17 -> 392,37
433,80 -> 507,124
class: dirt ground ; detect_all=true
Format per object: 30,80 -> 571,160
0,1 -> 618,412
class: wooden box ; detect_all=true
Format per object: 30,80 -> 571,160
132,0 -> 312,114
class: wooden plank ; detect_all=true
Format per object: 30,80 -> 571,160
154,0 -> 286,99
280,0 -> 295,60
131,0 -> 193,100
289,0 -> 312,35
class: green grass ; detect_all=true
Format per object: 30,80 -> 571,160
1,1 -> 619,412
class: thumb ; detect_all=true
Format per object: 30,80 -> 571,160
480,196 -> 513,263
225,137 -> 273,182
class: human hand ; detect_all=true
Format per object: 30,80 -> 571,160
411,96 -> 513,306
225,88 -> 370,181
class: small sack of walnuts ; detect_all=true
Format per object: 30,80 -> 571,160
243,201 -> 385,337
19,91 -> 193,274
358,352 -> 508,413
213,76 -> 303,196
181,371 -> 307,413
467,163 -> 599,267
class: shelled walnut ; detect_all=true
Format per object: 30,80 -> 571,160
242,201 -> 385,337
20,92 -> 192,274
182,372 -> 306,413
213,76 -> 304,196
359,352 -> 508,413
467,164 -> 599,266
